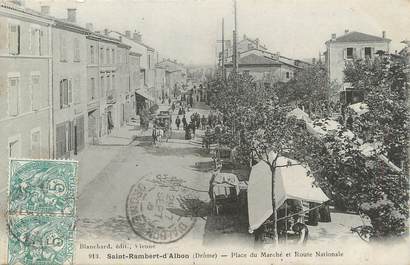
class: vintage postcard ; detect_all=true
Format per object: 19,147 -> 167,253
0,0 -> 409,264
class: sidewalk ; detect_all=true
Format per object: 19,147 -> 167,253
98,124 -> 139,146
74,124 -> 138,195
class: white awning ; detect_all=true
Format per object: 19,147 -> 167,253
248,153 -> 329,232
136,89 -> 154,102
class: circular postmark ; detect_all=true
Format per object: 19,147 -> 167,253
126,174 -> 197,243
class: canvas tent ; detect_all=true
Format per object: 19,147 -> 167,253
247,153 -> 329,232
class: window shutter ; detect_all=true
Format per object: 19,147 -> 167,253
8,78 -> 19,116
39,30 -> 43,56
31,130 -> 41,158
68,79 -> 73,104
343,48 -> 347,59
17,25 -> 20,54
353,48 -> 357,59
74,77 -> 80,104
32,76 -> 40,110
8,24 -> 18,55
60,81 -> 64,109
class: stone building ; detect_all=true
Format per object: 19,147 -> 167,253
52,8 -> 88,159
0,2 -> 53,187
324,30 -> 391,102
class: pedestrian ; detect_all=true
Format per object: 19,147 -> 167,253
201,115 -> 206,130
182,115 -> 187,129
152,125 -> 157,145
168,97 -> 171,105
208,114 -> 212,128
171,102 -> 175,112
346,115 -> 353,130
190,120 -> 196,137
175,116 -> 181,130
196,117 -> 201,129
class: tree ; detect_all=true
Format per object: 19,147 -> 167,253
210,72 -> 321,244
276,63 -> 340,116
344,54 -> 409,171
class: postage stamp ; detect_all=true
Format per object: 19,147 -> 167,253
8,160 -> 77,216
7,215 -> 75,265
126,174 -> 197,244
7,159 -> 78,265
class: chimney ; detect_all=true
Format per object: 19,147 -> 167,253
40,5 -> 50,16
67,8 -> 77,23
85,23 -> 93,32
104,28 -> 108,35
331,33 -> 336,40
125,30 -> 131,38
133,31 -> 142,42
344,29 -> 349,34
255,38 -> 260,49
382,30 -> 386,39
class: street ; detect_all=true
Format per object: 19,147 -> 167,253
75,104 -> 214,244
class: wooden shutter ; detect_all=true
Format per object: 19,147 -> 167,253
31,130 -> 41,158
31,75 -> 40,110
8,24 -> 18,55
8,78 -> 19,116
68,79 -> 73,105
60,80 -> 64,109
74,77 -> 80,104
353,48 -> 357,59
343,48 -> 347,60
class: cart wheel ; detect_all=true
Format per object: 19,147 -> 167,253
293,222 -> 309,244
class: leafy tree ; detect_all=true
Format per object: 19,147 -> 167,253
344,55 -> 409,171
210,72 -> 321,244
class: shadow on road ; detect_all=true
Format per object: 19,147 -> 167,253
77,216 -> 143,241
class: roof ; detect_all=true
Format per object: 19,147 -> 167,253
225,53 -> 281,67
239,37 -> 267,50
0,1 -> 53,23
327,31 -> 391,44
110,31 -> 155,51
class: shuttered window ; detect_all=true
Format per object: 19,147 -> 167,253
74,38 -> 80,62
8,77 -> 19,116
8,24 -> 20,55
31,75 -> 41,110
60,32 -> 67,61
73,77 -> 80,104
31,129 -> 41,159
60,79 -> 72,108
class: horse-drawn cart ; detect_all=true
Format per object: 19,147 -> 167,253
153,111 -> 172,142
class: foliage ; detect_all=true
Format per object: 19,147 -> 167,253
344,55 -> 409,170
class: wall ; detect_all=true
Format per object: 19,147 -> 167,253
52,26 -> 88,158
327,41 -> 390,84
0,10 -> 51,189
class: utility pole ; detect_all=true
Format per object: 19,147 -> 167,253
221,18 -> 225,80
232,0 -> 238,74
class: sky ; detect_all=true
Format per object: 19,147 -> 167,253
24,0 -> 410,66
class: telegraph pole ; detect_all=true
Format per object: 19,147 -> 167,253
232,0 -> 238,74
222,18 -> 225,80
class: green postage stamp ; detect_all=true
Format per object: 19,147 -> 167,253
7,159 -> 78,265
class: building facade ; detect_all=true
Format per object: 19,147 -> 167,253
325,30 -> 391,102
52,10 -> 88,159
0,2 -> 53,187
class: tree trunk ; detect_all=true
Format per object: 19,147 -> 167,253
307,202 -> 319,226
319,204 -> 332,222
270,165 -> 279,245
